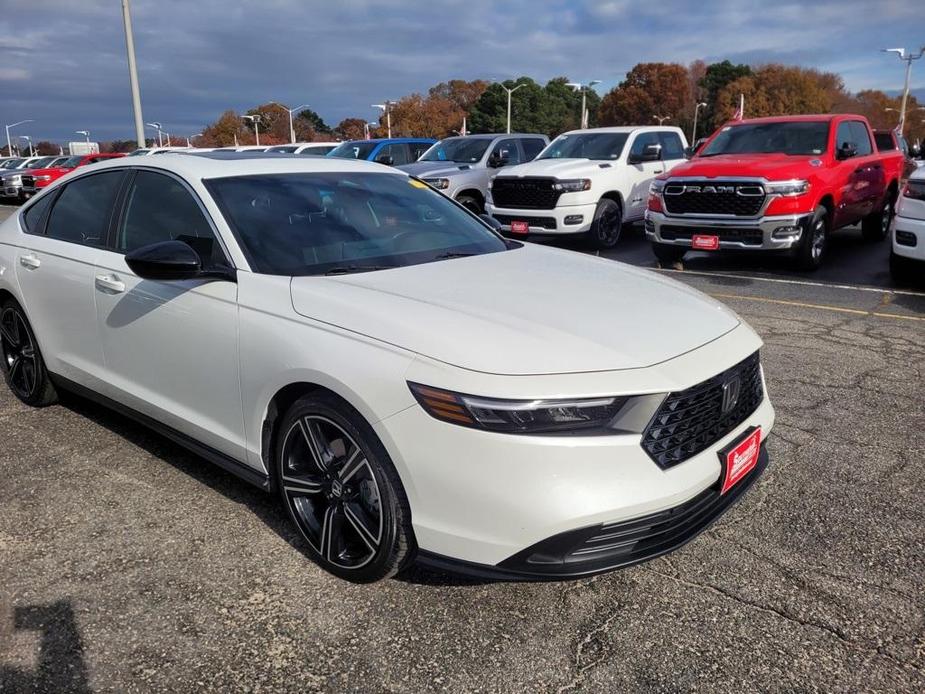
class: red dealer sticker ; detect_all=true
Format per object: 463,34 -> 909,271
510,220 -> 529,234
692,234 -> 720,251
719,427 -> 762,495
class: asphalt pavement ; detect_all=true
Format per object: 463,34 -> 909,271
1,204 -> 923,692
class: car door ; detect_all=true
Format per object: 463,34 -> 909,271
14,170 -> 126,388
92,168 -> 246,460
849,121 -> 884,217
833,120 -> 870,225
489,138 -> 523,168
625,132 -> 664,220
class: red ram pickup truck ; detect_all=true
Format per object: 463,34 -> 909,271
645,114 -> 904,269
20,153 -> 125,198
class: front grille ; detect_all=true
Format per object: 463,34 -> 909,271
660,225 -> 763,246
21,176 -> 34,187
491,177 -> 562,209
492,214 -> 557,230
663,181 -> 765,217
642,352 -> 763,469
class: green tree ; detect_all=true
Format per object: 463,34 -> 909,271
698,60 -> 752,134
295,108 -> 332,141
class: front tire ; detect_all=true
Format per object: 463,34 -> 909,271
0,299 -> 57,407
275,392 -> 413,583
794,205 -> 828,271
861,195 -> 893,242
652,242 -> 687,266
587,198 -> 622,250
455,194 -> 484,215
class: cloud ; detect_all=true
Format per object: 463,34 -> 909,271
0,0 -> 921,141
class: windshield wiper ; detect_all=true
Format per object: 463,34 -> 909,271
323,264 -> 393,276
432,252 -> 476,261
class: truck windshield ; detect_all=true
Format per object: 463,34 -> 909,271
58,156 -> 83,168
700,122 -> 830,156
537,133 -> 628,161
420,138 -> 491,163
328,142 -> 377,160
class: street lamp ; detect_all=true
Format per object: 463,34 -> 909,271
881,47 -> 925,135
371,102 -> 394,139
122,0 -> 145,147
187,132 -> 202,147
691,102 -> 707,142
566,80 -> 601,129
271,102 -> 311,144
653,115 -> 671,125
20,136 -> 35,157
497,82 -> 528,134
5,119 -> 33,157
363,122 -> 379,140
243,115 -> 262,145
145,121 -> 163,147
75,130 -> 91,146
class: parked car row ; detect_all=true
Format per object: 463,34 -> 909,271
1,153 -> 125,202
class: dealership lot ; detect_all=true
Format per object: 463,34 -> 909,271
0,204 -> 923,692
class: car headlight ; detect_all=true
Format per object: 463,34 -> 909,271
765,179 -> 809,196
902,180 -> 925,200
649,179 -> 666,194
553,179 -> 592,192
6,175 -> 21,184
35,175 -> 51,181
423,178 -> 450,190
409,382 -> 628,434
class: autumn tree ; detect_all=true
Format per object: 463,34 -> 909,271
33,141 -> 61,155
387,79 -> 490,138
334,118 -> 370,141
199,110 -> 251,147
713,65 -> 846,123
597,63 -> 690,130
294,108 -> 332,141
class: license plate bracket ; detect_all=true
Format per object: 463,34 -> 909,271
718,426 -> 761,495
692,234 -> 720,251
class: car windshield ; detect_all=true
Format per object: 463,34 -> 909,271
420,138 -> 491,163
1,159 -> 23,169
700,122 -> 830,156
29,157 -> 55,168
268,146 -> 297,153
206,172 -> 510,276
328,142 -> 377,160
537,133 -> 628,160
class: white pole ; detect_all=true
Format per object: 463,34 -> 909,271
289,109 -> 295,144
899,56 -> 913,134
386,107 -> 391,139
121,0 -> 145,148
506,89 -> 512,134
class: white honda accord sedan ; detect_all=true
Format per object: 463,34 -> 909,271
0,153 -> 774,582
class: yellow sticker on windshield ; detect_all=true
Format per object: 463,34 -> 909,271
408,179 -> 428,188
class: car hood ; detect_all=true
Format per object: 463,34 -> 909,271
398,161 -> 479,177
17,166 -> 69,177
665,153 -> 827,180
289,244 -> 740,375
496,158 -> 613,180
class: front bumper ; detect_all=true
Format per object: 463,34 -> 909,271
645,209 -> 813,251
1,182 -> 23,199
486,200 -> 598,235
892,213 -> 925,262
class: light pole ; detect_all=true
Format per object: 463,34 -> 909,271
243,115 -> 262,145
271,102 -> 311,144
653,115 -> 671,125
691,102 -> 707,142
20,136 -> 35,156
881,47 -> 925,135
5,119 -> 33,157
498,82 -> 527,134
187,132 -> 202,147
145,122 -> 163,147
75,130 -> 91,146
121,0 -> 146,148
363,122 -> 379,140
371,103 -> 394,139
566,80 -> 601,129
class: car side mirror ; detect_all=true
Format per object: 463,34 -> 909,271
125,240 -> 202,281
683,146 -> 695,159
837,142 -> 858,160
487,154 -> 509,168
479,213 -> 503,231
376,155 -> 394,166
629,143 -> 662,164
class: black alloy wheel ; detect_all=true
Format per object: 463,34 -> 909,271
588,198 -> 623,250
456,194 -> 484,215
793,205 -> 828,271
861,196 -> 893,242
276,393 -> 413,582
0,301 -> 56,406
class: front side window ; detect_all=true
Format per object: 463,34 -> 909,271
117,171 -> 226,269
328,141 -> 377,160
849,122 -> 873,156
658,132 -> 685,159
490,139 -> 522,166
206,172 -> 510,276
45,171 -> 124,246
376,144 -> 410,166
701,121 -> 830,157
420,138 -> 491,163
629,132 -> 661,158
538,133 -> 629,161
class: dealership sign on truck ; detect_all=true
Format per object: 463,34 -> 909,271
68,141 -> 100,155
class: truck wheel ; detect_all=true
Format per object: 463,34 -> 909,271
455,194 -> 484,215
587,199 -> 622,249
794,205 -> 828,271
861,196 -> 893,242
652,242 -> 686,266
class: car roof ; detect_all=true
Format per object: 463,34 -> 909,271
558,126 -> 685,135
340,138 -> 435,145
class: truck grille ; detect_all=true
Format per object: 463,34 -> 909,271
660,225 -> 763,246
21,176 -> 34,188
663,181 -> 765,217
491,177 -> 562,210
642,352 -> 763,469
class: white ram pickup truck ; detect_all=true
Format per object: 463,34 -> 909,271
486,126 -> 688,248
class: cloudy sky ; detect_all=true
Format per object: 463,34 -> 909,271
1,0 -> 922,143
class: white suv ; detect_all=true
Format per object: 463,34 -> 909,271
486,126 -> 689,248
890,169 -> 925,285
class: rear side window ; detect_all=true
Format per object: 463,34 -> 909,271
376,144 -> 410,166
874,133 -> 896,151
21,192 -> 55,234
849,122 -> 873,156
521,138 -> 546,160
657,132 -> 685,159
45,171 -> 124,246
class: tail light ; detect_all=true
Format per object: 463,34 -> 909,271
902,180 -> 925,200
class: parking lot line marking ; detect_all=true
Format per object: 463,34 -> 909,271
655,268 -> 925,298
709,292 -> 925,322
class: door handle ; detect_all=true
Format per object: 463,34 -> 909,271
95,274 -> 126,293
654,169 -> 664,174
19,254 -> 40,270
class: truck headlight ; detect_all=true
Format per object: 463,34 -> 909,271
423,178 -> 450,190
35,175 -> 51,181
6,175 -> 21,184
409,382 -> 628,434
553,179 -> 592,192
765,180 -> 809,196
649,179 -> 666,195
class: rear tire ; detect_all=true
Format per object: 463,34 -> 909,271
275,391 -> 414,583
652,242 -> 687,266
0,299 -> 57,407
587,198 -> 622,250
794,205 -> 828,271
861,195 -> 893,242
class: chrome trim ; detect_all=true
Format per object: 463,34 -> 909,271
645,209 -> 813,250
657,175 -> 810,220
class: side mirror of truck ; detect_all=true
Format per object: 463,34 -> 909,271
629,144 -> 662,165
376,154 -> 394,166
837,142 -> 858,160
487,153 -> 508,168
